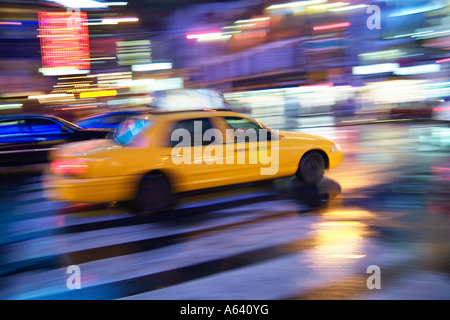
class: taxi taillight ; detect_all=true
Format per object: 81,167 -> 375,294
50,159 -> 88,176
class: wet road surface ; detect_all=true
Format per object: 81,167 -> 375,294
0,121 -> 449,300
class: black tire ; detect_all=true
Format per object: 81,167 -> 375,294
295,151 -> 325,185
130,172 -> 174,216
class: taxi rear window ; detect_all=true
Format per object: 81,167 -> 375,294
115,118 -> 153,145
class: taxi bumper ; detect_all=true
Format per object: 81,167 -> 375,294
44,174 -> 139,203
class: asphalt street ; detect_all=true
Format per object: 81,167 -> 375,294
0,121 -> 449,300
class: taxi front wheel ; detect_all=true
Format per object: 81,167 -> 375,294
130,172 -> 174,216
295,151 -> 325,185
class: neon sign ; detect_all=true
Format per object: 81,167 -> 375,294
38,12 -> 91,76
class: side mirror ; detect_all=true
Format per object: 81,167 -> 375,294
61,126 -> 69,133
107,130 -> 116,139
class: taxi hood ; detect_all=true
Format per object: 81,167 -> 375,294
278,130 -> 333,143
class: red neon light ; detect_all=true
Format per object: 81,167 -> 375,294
38,12 -> 91,74
433,106 -> 450,112
313,22 -> 351,31
436,57 -> 450,64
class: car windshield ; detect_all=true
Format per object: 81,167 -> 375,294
54,117 -> 83,131
115,118 -> 153,145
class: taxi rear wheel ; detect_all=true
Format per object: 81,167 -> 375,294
295,151 -> 325,185
130,172 -> 174,216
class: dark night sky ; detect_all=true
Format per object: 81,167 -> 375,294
3,0 -> 255,31
124,0 -> 245,30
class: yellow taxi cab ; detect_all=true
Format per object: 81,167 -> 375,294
45,109 -> 343,215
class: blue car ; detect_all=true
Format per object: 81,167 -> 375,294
75,110 -> 147,130
0,114 -> 110,167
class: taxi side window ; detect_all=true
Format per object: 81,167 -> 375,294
223,116 -> 270,142
169,118 -> 215,147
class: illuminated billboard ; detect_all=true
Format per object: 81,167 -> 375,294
38,12 -> 91,76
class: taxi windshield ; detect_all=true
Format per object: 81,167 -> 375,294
115,118 -> 153,145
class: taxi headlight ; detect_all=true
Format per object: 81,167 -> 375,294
331,143 -> 342,153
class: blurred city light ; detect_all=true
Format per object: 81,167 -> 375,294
308,2 -> 349,12
38,12 -> 91,76
187,32 -> 224,40
328,4 -> 369,12
0,103 -> 23,110
359,50 -> 404,61
44,0 -> 125,9
393,64 -> 441,76
235,17 -> 270,24
352,63 -> 399,75
436,57 -> 450,64
0,21 -> 23,26
93,17 -> 139,25
79,90 -> 117,99
266,0 -> 327,11
131,62 -> 173,72
389,2 -> 447,17
0,0 -> 448,121
313,22 -> 351,31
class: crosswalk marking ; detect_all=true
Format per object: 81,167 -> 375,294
2,203 -> 310,272
1,173 -> 448,300
121,242 -> 414,300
